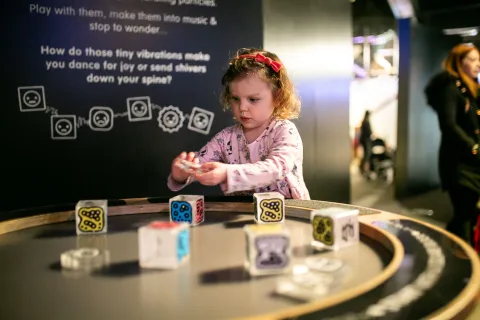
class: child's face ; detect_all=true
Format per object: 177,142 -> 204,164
229,73 -> 275,132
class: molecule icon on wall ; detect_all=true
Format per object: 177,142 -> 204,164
51,115 -> 77,140
157,105 -> 185,133
187,107 -> 215,135
18,86 -> 46,112
89,107 -> 114,132
127,96 -> 152,122
16,85 -> 215,140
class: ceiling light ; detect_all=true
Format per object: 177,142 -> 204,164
443,28 -> 478,37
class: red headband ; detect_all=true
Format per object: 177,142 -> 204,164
237,53 -> 282,73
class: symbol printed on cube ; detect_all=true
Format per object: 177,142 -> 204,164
138,221 -> 190,269
75,200 -> 108,235
170,201 -> 192,222
177,229 -> 189,261
310,207 -> 359,251
312,215 -> 335,246
169,195 -> 204,226
253,192 -> 285,223
342,221 -> 355,241
244,224 -> 291,276
195,198 -> 204,224
255,235 -> 290,269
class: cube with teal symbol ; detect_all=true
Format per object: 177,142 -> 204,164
138,221 -> 190,269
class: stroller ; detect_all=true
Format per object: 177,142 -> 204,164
366,137 -> 395,181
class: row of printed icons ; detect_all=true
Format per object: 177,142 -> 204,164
17,85 -> 215,140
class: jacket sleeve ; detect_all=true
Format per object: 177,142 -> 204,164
436,85 -> 477,152
167,132 -> 225,191
224,123 -> 300,193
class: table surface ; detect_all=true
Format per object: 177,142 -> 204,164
0,211 -> 391,320
0,198 -> 478,320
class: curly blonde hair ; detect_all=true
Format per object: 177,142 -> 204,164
220,48 -> 301,120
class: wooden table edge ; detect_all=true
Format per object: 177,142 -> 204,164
360,211 -> 480,320
0,201 -> 404,320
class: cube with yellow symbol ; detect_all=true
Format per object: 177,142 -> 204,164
75,200 -> 108,235
310,207 -> 359,251
253,192 -> 285,224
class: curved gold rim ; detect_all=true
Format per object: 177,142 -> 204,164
0,201 -> 478,319
1,200 -> 477,318
238,204 -> 403,320
360,212 -> 480,320
0,201 -> 404,319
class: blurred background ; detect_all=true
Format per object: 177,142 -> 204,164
350,0 -> 480,232
3,0 -> 480,230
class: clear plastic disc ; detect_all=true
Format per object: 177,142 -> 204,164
61,247 -> 110,271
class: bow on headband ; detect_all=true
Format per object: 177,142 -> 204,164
237,53 -> 283,73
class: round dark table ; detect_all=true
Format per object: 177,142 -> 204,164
0,197 -> 478,320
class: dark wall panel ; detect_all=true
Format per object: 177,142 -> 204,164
0,0 -> 353,211
263,0 -> 353,203
0,0 -> 262,211
395,18 -> 461,199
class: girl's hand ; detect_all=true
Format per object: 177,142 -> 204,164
195,162 -> 227,186
171,152 -> 200,183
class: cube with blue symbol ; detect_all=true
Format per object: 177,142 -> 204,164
169,195 -> 204,226
138,221 -> 190,269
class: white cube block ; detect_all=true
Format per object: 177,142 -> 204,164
310,207 -> 359,251
253,192 -> 285,224
138,221 -> 190,269
75,200 -> 108,235
169,195 -> 204,226
244,224 -> 292,276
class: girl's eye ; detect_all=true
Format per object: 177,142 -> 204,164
231,97 -> 259,103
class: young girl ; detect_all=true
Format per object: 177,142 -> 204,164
167,48 -> 310,200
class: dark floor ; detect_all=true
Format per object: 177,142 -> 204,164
350,165 -> 479,319
350,165 -> 451,228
